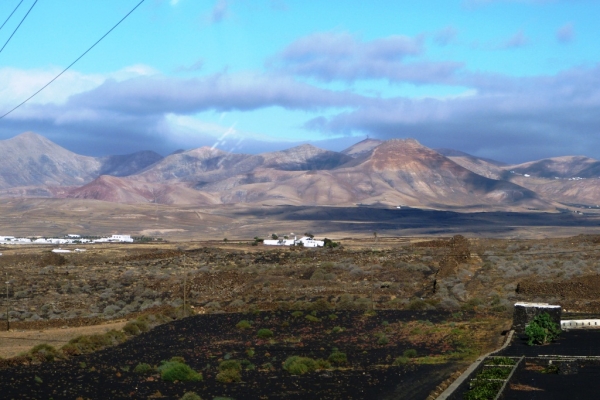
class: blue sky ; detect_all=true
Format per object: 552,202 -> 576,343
0,0 -> 599,163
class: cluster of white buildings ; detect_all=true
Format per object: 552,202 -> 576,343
0,234 -> 134,245
263,236 -> 325,248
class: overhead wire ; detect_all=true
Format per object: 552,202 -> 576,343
0,0 -> 25,32
0,0 -> 146,120
0,0 -> 38,56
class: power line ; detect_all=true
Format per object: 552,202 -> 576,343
0,0 -> 146,120
0,0 -> 25,32
0,0 -> 37,56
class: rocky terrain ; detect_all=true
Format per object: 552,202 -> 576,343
2,235 -> 600,327
1,235 -> 598,398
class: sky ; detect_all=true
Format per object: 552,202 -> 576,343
0,0 -> 599,163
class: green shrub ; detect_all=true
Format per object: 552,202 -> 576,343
315,359 -> 332,369
487,357 -> 516,366
216,360 -> 243,383
219,360 -> 242,372
464,380 -> 503,400
257,328 -> 274,339
477,367 -> 511,380
60,329 -> 127,356
305,315 -> 321,322
407,299 -> 428,310
123,322 -> 141,336
180,392 -> 202,400
403,349 -> 417,358
283,356 -> 330,375
291,311 -> 304,318
328,351 -> 347,365
525,313 -> 561,346
283,356 -> 316,375
332,326 -> 345,334
158,360 -> 202,382
377,334 -> 389,345
236,320 -> 252,329
29,343 -> 58,362
216,368 -> 241,383
393,356 -> 409,366
309,298 -> 332,311
133,363 -> 154,374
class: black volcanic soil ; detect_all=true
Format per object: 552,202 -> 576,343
0,310 -> 475,400
497,331 -> 600,400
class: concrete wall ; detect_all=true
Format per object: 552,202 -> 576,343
561,320 -> 600,329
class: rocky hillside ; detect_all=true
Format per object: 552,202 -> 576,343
0,132 -> 101,189
0,133 -> 164,190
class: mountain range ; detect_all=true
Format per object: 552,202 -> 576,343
1,132 -> 599,211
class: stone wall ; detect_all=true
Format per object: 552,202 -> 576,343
512,302 -> 562,334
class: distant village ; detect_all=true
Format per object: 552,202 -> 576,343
0,234 -> 135,246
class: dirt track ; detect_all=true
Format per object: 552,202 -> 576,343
0,320 -> 127,358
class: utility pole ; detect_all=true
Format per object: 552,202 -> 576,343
182,253 -> 187,318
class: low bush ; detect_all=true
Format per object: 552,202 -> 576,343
217,360 -> 243,383
487,357 -> 516,366
219,360 -> 242,372
123,322 -> 141,336
376,334 -> 389,346
308,298 -> 332,311
392,356 -> 409,366
180,392 -> 202,400
526,313 -> 561,346
133,363 -> 154,374
291,311 -> 304,318
328,351 -> 347,365
283,356 -> 330,375
257,328 -> 274,339
477,367 -> 511,380
403,349 -> 417,358
464,380 -> 503,400
158,359 -> 202,382
332,326 -> 345,334
29,344 -> 58,362
61,330 -> 127,356
236,320 -> 252,329
216,368 -> 242,383
305,315 -> 321,322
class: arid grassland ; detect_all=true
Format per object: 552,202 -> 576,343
1,235 -> 599,399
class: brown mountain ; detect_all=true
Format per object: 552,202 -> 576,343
98,151 -> 163,177
0,132 -> 164,190
436,148 -> 507,180
4,133 -> 596,210
65,175 -> 218,205
0,132 -> 101,189
189,139 -> 550,210
507,156 -> 600,179
135,144 -> 353,186
341,138 -> 384,158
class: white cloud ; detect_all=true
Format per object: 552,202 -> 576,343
0,64 -> 158,110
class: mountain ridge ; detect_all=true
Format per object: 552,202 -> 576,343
1,132 -> 597,211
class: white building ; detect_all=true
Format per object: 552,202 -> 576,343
263,236 -> 324,247
94,234 -> 134,243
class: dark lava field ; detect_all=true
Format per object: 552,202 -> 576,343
0,310 -> 494,400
